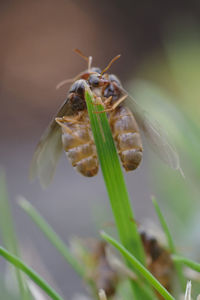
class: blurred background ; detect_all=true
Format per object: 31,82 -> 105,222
1,0 -> 200,298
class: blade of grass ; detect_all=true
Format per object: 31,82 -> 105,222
101,231 -> 175,300
152,197 -> 175,251
85,88 -> 155,299
152,196 -> 186,290
18,197 -> 85,278
172,255 -> 200,273
0,171 -> 29,299
85,88 -> 144,261
0,247 -> 64,300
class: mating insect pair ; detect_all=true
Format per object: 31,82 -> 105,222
31,49 -> 181,187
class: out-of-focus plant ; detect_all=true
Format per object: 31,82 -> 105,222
0,173 -> 64,300
0,171 -> 31,300
128,26 -> 200,298
130,66 -> 200,242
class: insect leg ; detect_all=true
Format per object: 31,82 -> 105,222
55,117 -> 86,143
55,117 -> 75,135
62,111 -> 85,123
104,96 -> 113,106
56,113 -> 90,143
95,95 -> 128,113
108,95 -> 128,111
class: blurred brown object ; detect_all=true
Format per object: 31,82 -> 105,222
70,238 -> 119,297
0,0 -> 110,139
141,231 -> 173,299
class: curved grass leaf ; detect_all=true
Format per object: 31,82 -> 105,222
172,255 -> 200,273
18,197 -> 85,278
101,231 -> 175,300
0,247 -> 64,300
0,171 -> 30,299
152,196 -> 186,290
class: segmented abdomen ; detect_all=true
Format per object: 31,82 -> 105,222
58,115 -> 98,177
109,106 -> 143,171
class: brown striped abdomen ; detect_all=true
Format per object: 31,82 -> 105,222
56,114 -> 98,176
109,106 -> 143,171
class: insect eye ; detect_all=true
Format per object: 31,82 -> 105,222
88,76 -> 100,87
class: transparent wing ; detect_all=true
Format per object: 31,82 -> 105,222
121,87 -> 183,175
30,99 -> 72,188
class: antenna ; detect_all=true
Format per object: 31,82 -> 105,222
101,54 -> 121,75
74,49 -> 93,71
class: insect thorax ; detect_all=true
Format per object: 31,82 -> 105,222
103,74 -> 122,102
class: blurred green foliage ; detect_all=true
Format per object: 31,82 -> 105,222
128,26 -> 200,297
0,172 -> 31,300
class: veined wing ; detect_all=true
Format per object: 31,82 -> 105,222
30,98 -> 72,188
121,87 -> 183,175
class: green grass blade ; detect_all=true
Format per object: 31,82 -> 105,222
152,197 -> 175,251
0,247 -> 64,300
101,231 -> 175,300
172,255 -> 200,273
0,171 -> 29,299
152,197 -> 186,290
85,88 -> 144,262
85,88 -> 156,299
18,197 -> 85,278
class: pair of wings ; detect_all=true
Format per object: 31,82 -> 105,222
30,87 -> 182,188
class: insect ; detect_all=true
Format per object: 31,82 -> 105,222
30,49 -> 182,187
